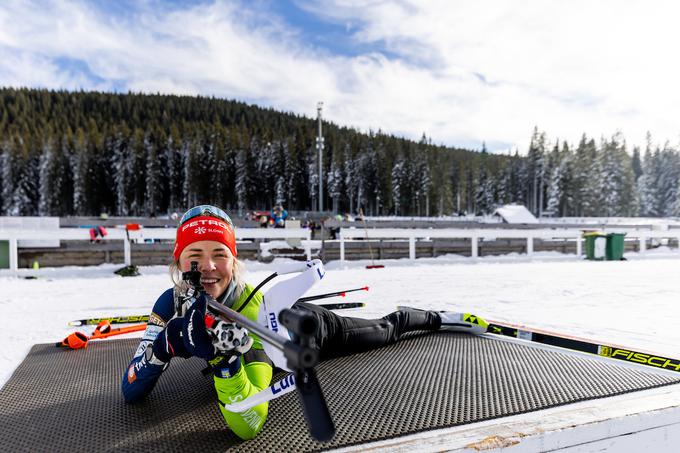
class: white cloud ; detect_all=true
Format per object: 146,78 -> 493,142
2,0 -> 680,152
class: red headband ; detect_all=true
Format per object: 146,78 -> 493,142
173,215 -> 237,260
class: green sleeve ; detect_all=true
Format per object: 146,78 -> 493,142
213,284 -> 273,440
213,358 -> 273,440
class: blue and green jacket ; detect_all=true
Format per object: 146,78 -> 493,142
121,284 -> 273,440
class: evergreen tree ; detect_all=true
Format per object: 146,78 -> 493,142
526,127 -> 547,216
111,127 -> 132,216
391,159 -> 406,216
637,146 -> 659,216
631,146 -> 642,181
38,137 -> 57,216
474,165 -> 495,214
144,132 -> 160,216
70,128 -> 89,216
327,158 -> 343,214
0,138 -> 16,215
657,146 -> 680,217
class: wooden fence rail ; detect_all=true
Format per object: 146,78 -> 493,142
338,227 -> 680,265
0,227 -> 311,274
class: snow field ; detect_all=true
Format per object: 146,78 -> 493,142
1,249 -> 680,387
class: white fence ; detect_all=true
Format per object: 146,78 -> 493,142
0,227 -> 312,273
338,227 -> 680,265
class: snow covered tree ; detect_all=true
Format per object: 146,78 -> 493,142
391,158 -> 406,215
413,157 -> 431,216
474,165 -> 495,215
273,140 -> 289,207
234,146 -> 251,214
526,128 -> 547,216
70,129 -> 89,216
111,128 -> 133,216
573,135 -> 600,216
144,133 -> 160,216
637,150 -> 659,216
181,138 -> 195,209
38,139 -> 54,215
343,145 -> 358,214
545,143 -> 575,217
162,128 -> 182,213
0,138 -> 17,215
327,158 -> 343,214
657,146 -> 680,217
11,146 -> 39,216
596,133 -> 636,217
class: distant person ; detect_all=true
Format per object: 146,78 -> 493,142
271,204 -> 288,228
121,204 -> 467,440
89,225 -> 107,243
259,214 -> 269,228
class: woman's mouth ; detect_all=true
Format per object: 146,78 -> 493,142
201,278 -> 220,286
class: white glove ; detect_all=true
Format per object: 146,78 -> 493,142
209,320 -> 253,355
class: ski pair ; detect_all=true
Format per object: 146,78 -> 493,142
225,305 -> 680,414
69,301 -> 367,326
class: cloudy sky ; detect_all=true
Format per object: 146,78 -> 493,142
1,0 -> 679,153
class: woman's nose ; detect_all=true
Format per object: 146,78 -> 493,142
198,257 -> 216,271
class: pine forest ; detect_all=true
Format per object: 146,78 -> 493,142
1,88 -> 679,218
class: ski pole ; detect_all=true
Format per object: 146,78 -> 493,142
57,323 -> 146,349
297,286 -> 369,303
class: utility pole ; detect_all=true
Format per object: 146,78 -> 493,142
316,102 -> 324,212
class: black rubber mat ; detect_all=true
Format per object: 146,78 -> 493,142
1,333 -> 679,452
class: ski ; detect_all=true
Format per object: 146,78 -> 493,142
69,301 -> 365,326
481,316 -> 680,374
398,306 -> 680,374
68,315 -> 150,326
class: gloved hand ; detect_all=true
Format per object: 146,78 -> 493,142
207,321 -> 254,378
210,320 -> 253,355
152,318 -> 190,362
182,292 -> 218,360
181,291 -> 254,364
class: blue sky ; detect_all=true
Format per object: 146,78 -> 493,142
1,0 -> 680,153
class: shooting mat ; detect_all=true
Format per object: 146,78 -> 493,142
1,334 -> 679,452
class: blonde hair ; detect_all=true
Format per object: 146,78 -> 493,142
169,251 -> 246,299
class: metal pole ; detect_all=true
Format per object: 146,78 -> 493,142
316,102 -> 324,212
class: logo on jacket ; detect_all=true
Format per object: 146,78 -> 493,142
269,312 -> 278,332
127,365 -> 137,384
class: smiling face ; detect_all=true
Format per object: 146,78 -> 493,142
178,240 -> 234,299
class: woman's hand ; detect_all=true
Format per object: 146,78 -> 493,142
182,293 -> 218,360
210,320 -> 253,355
151,318 -> 191,362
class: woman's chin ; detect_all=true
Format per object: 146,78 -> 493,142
201,284 -> 221,299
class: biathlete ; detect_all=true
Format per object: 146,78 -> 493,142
121,205 -> 465,440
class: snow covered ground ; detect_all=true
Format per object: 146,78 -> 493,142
2,247 -> 680,388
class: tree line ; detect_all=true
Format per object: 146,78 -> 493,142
0,88 -> 679,218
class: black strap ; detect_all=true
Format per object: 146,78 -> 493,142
236,272 -> 278,312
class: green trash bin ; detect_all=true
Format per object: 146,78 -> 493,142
583,232 -> 607,260
606,233 -> 626,260
0,240 -> 8,269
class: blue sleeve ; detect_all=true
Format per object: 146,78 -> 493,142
121,288 -> 175,403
